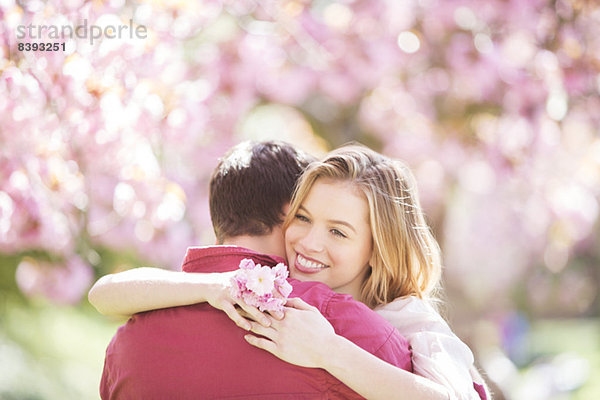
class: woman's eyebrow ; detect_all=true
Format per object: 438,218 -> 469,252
298,205 -> 311,215
327,219 -> 356,233
298,204 -> 357,233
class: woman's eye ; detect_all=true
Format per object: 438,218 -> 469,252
331,229 -> 346,238
295,214 -> 310,223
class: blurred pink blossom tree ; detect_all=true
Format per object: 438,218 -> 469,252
0,0 -> 598,320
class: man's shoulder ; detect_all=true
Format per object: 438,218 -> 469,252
289,279 -> 396,337
289,279 -> 383,323
288,279 -> 338,311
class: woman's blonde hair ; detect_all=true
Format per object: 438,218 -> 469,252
284,144 -> 442,309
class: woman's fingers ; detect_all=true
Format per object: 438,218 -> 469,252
247,321 -> 277,340
244,334 -> 278,354
221,302 -> 251,331
243,300 -> 336,369
267,309 -> 284,320
237,309 -> 257,322
285,297 -> 316,311
236,300 -> 271,327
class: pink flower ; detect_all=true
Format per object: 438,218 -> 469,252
230,259 -> 293,313
245,265 -> 275,296
272,263 -> 293,298
239,258 -> 257,270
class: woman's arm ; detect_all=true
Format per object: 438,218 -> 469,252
88,267 -> 272,329
244,297 -> 450,400
321,334 -> 450,399
88,267 -> 227,316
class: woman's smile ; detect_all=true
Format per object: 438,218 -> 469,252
294,252 -> 329,274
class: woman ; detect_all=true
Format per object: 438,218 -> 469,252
89,145 -> 488,400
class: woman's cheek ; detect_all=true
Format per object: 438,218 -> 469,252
290,223 -> 308,244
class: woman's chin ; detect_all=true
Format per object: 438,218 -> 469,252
289,270 -> 306,281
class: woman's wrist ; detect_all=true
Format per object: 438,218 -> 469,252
187,271 -> 225,302
317,332 -> 353,372
199,271 -> 238,304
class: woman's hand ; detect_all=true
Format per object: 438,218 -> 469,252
243,297 -> 338,368
205,275 -> 283,330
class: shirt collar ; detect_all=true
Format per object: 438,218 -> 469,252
181,245 -> 287,273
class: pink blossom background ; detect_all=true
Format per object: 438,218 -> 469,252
1,0 -> 599,397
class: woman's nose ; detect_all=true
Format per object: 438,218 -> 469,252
297,226 -> 324,253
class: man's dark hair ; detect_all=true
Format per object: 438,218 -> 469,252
209,141 -> 315,243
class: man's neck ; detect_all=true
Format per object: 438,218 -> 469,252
221,231 -> 286,260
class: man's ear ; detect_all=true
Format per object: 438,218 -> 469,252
282,202 -> 291,216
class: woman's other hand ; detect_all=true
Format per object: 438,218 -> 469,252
243,297 -> 337,368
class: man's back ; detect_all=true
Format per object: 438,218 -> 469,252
100,246 -> 412,399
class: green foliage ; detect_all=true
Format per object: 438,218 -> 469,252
0,294 -> 124,399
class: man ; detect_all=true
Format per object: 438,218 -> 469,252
97,141 -> 413,399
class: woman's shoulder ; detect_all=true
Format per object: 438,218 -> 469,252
377,296 -> 484,400
376,295 -> 435,312
375,295 -> 451,333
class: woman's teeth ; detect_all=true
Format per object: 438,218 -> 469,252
297,253 -> 327,269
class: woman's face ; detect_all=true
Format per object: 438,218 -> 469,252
285,178 -> 373,299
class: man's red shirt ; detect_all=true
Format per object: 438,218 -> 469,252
100,246 -> 412,399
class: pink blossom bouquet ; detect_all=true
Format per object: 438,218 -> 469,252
230,259 -> 293,313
